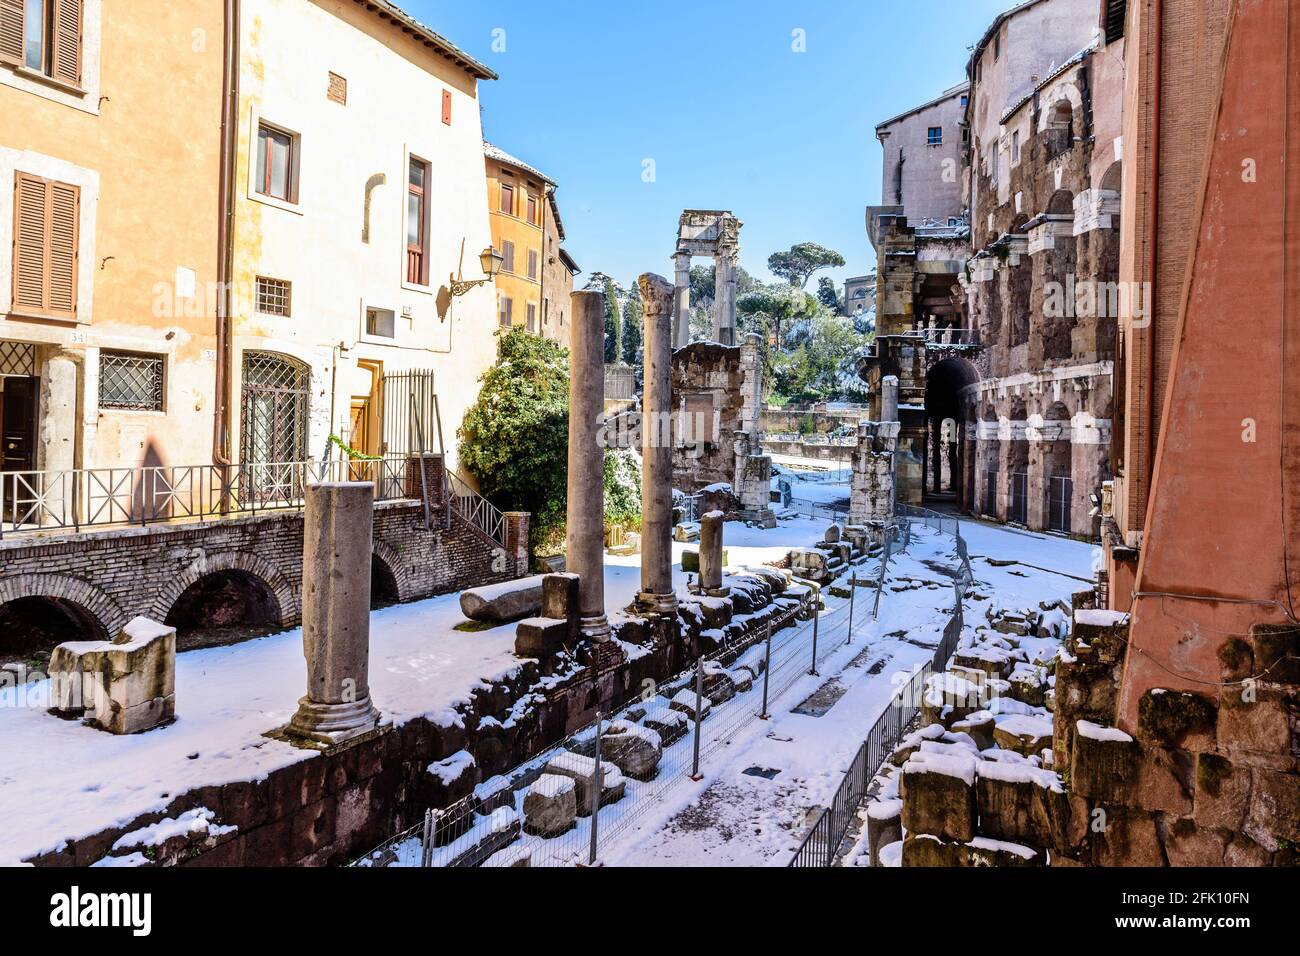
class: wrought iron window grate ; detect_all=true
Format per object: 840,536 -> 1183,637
0,340 -> 36,376
255,276 -> 292,316
99,351 -> 164,411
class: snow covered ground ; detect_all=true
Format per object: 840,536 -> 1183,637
0,505 -> 1092,868
597,519 -> 1093,867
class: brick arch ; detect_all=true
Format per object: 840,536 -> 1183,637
372,538 -> 413,603
148,551 -> 298,626
0,573 -> 124,640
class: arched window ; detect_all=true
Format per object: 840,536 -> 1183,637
240,351 -> 310,464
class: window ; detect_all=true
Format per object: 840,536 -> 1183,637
960,95 -> 968,109
500,240 -> 515,274
11,172 -> 78,319
526,302 -> 536,332
526,193 -> 539,225
527,249 -> 539,280
0,0 -> 81,86
327,72 -> 347,105
993,32 -> 1001,61
256,123 -> 296,202
407,157 -> 429,284
498,295 -> 512,327
99,351 -> 164,411
1011,130 -> 1021,163
255,276 -> 291,316
365,307 -> 395,338
499,181 -> 513,215
927,126 -> 942,146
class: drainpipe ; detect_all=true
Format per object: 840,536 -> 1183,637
214,0 -> 240,474
1142,0 -> 1163,523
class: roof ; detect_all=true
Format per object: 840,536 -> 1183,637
546,189 -> 565,241
965,0 -> 1051,81
483,142 -> 557,187
875,82 -> 970,135
998,44 -> 1093,124
558,248 -> 581,275
352,1 -> 496,81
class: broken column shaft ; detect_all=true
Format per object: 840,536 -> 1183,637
568,291 -> 611,642
638,273 -> 678,615
699,510 -> 727,595
286,481 -> 383,746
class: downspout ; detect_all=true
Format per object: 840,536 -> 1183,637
1142,0 -> 1163,522
214,0 -> 240,473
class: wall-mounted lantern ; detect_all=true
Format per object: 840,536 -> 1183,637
450,247 -> 504,297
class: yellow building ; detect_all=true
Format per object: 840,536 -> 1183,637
0,0 -> 225,482
484,143 -> 577,344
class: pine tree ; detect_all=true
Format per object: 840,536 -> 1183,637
621,293 -> 643,365
603,278 -> 621,363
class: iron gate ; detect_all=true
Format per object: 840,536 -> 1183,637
1048,475 -> 1073,533
1009,471 -> 1028,525
983,469 -> 998,518
381,370 -> 438,455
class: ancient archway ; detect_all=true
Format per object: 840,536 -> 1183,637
924,357 -> 980,507
0,596 -> 108,666
0,574 -> 123,647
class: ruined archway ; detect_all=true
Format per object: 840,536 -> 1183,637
163,569 -> 283,649
0,596 -> 108,667
924,357 -> 980,507
0,575 -> 123,655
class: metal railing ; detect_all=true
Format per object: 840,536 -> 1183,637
0,456 -> 418,538
787,496 -> 849,524
788,510 -> 971,867
446,470 -> 507,547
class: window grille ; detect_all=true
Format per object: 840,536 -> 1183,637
100,351 -> 164,411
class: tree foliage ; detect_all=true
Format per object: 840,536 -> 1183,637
457,327 -> 570,549
603,278 -> 621,363
767,242 -> 846,288
816,275 -> 842,311
621,287 -> 643,365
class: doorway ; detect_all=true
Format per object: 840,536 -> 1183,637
1,376 -> 38,473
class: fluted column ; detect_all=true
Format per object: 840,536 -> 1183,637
567,291 -> 611,642
637,273 -> 678,614
673,252 -> 691,349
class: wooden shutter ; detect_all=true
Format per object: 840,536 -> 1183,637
11,174 -> 78,318
441,89 -> 451,125
0,0 -> 22,65
51,0 -> 82,86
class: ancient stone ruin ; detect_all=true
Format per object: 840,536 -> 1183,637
48,616 -> 177,734
672,209 -> 743,347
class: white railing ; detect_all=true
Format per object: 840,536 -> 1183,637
0,456 -> 410,539
446,470 -> 507,547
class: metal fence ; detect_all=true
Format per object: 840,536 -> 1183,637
1048,475 -> 1072,534
787,496 -> 849,524
787,510 -> 971,867
356,571 -> 887,869
446,470 -> 506,546
0,456 -> 412,538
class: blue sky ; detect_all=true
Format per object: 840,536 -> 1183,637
409,0 -> 1012,290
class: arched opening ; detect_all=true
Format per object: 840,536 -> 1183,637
164,570 -> 283,651
1005,396 -> 1029,525
0,596 -> 107,668
1042,402 -> 1074,534
1045,100 -> 1075,157
371,555 -> 400,610
924,358 -> 979,509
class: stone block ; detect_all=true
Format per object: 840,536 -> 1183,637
640,704 -> 688,746
542,752 -> 625,816
541,572 -> 580,621
522,774 -> 577,837
668,688 -> 712,722
49,617 -> 177,734
865,798 -> 902,867
992,714 -> 1054,758
1193,752 -> 1252,831
459,574 -> 546,624
950,711 -> 996,750
1217,681 -> 1296,759
1069,720 -> 1138,803
975,760 -> 1069,849
900,751 -> 977,842
681,549 -> 700,573
1244,767 -> 1300,850
514,617 -> 570,658
1133,747 -> 1194,816
599,720 -> 662,781
1137,688 -> 1216,751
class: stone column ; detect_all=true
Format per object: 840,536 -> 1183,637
699,510 -> 727,595
714,254 -> 737,346
880,375 -> 900,423
567,291 -> 611,642
637,273 -> 678,615
286,481 -> 383,746
673,252 -> 692,349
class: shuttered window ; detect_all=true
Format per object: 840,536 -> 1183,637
12,172 -> 78,319
0,0 -> 81,86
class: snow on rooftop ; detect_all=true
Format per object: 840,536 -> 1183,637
1076,719 -> 1134,743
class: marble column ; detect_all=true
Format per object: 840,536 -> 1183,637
637,273 -> 678,615
714,254 -> 737,346
880,374 -> 900,423
286,481 -> 383,746
568,291 -> 611,642
699,510 -> 727,595
673,252 -> 691,349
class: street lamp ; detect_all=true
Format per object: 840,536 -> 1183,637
449,246 -> 504,296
